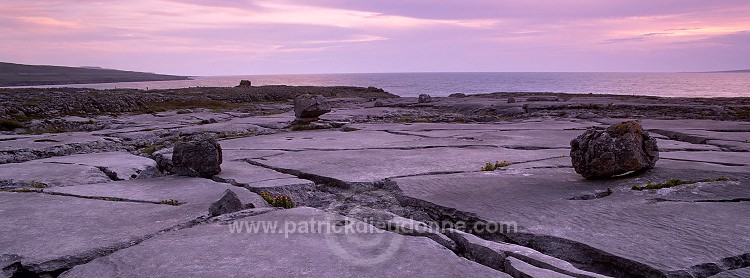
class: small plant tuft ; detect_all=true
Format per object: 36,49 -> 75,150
5,188 -> 40,193
260,191 -> 295,209
481,161 -> 511,171
705,176 -> 732,182
159,199 -> 182,206
28,181 -> 47,188
290,124 -> 314,131
632,177 -> 732,191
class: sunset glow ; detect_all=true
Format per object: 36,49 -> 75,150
1,0 -> 748,75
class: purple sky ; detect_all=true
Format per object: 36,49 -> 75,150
1,0 -> 749,75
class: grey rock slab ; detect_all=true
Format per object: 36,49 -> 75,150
394,168 -> 750,272
0,132 -> 123,163
507,157 -> 572,169
383,216 -> 457,251
709,267 -> 750,278
241,178 -> 314,189
0,162 -> 111,188
660,151 -> 750,166
471,129 -> 585,149
350,120 -> 602,133
213,161 -> 307,187
0,192 -> 199,273
598,119 -> 750,131
0,132 -> 118,152
679,130 -> 750,143
444,229 -> 610,278
44,176 -> 267,208
657,139 -> 721,151
657,158 -> 750,173
707,140 -> 750,152
220,149 -> 286,161
171,121 -> 265,137
220,129 -> 420,151
33,151 -> 159,180
252,147 -> 569,183
505,257 -> 575,278
61,207 -> 507,278
642,179 -> 750,202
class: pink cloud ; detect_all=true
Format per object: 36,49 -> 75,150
0,0 -> 748,74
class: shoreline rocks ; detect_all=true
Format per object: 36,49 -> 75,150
570,121 -> 659,179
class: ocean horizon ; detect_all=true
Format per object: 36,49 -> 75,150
5,71 -> 750,98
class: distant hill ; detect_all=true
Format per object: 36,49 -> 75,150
713,69 -> 750,73
0,62 -> 190,86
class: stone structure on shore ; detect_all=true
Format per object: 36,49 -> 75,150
237,80 -> 252,87
172,137 -> 223,178
293,94 -> 331,121
418,94 -> 432,103
570,121 -> 659,179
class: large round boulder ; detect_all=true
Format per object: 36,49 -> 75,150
294,94 -> 331,120
570,121 -> 659,179
172,137 -> 223,178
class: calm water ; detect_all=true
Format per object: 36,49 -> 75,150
8,72 -> 750,98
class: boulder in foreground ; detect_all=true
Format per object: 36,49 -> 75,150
570,121 -> 659,179
172,137 -> 223,178
294,94 -> 331,120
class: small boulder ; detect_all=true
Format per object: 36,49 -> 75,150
448,93 -> 466,98
570,121 -> 659,179
294,94 -> 331,120
507,97 -> 516,103
209,189 -> 245,216
237,80 -> 252,87
418,94 -> 432,103
172,137 -> 222,178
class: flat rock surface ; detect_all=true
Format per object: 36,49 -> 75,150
251,147 -> 568,183
0,162 -> 111,188
61,207 -> 506,278
33,151 -> 159,180
394,167 -> 750,273
0,192 -> 194,273
2,99 -> 749,278
0,177 -> 265,273
44,176 -> 266,207
213,161 -> 314,189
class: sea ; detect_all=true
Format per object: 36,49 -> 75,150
8,72 -> 750,98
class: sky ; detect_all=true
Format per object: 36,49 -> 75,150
1,0 -> 749,75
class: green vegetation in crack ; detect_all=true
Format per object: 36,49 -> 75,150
632,177 -> 734,191
159,199 -> 182,206
260,191 -> 295,209
481,161 -> 511,171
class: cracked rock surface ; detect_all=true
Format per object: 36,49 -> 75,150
1,91 -> 749,277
